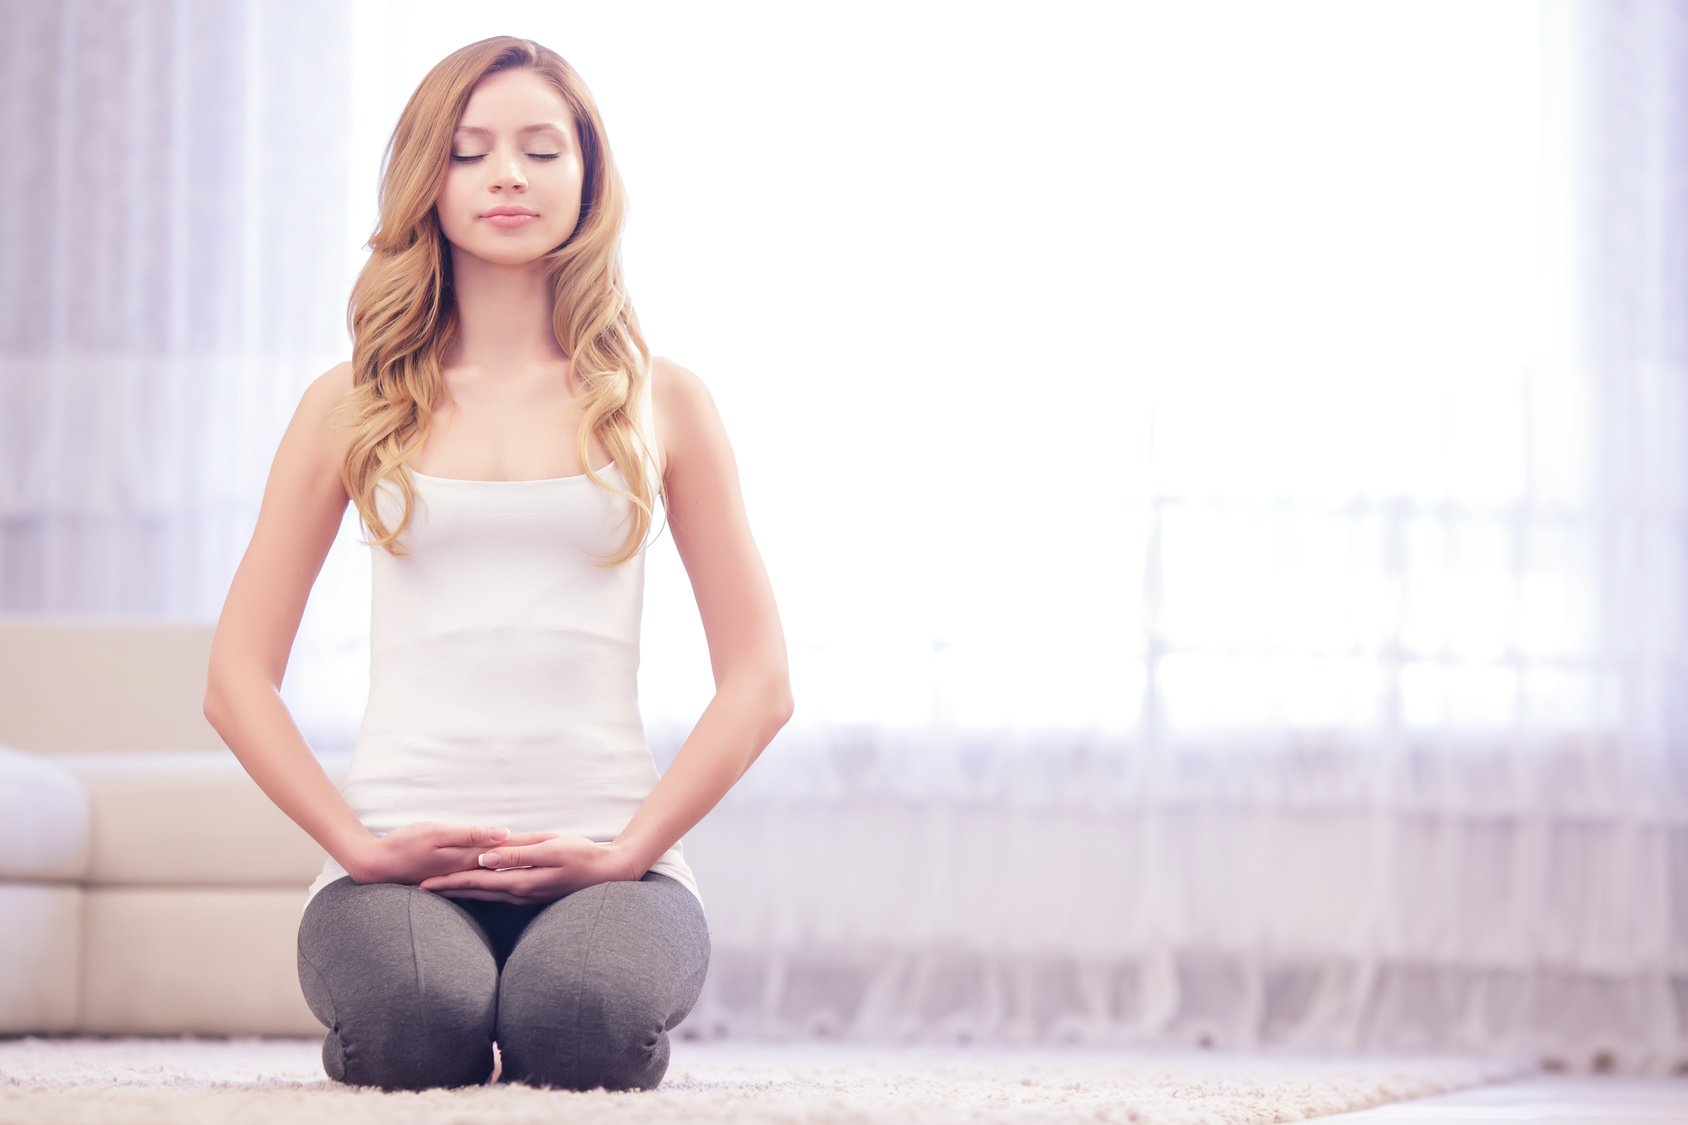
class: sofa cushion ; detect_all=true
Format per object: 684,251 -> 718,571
0,745 -> 90,880
42,750 -> 352,886
80,886 -> 323,1035
0,616 -> 224,753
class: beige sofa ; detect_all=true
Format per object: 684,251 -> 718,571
0,615 -> 342,1036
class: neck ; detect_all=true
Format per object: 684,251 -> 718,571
444,248 -> 569,372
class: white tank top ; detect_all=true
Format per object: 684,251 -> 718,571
302,367 -> 702,920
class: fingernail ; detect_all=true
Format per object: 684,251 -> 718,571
490,827 -> 510,841
479,852 -> 498,867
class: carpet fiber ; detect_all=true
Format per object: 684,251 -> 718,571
0,1035 -> 1540,1124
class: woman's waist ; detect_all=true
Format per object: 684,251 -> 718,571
342,726 -> 654,773
359,673 -> 643,740
367,626 -> 638,678
335,776 -> 670,849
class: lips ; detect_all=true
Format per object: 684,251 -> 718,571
484,213 -> 539,229
483,207 -> 537,218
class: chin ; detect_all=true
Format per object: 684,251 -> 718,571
476,241 -> 553,266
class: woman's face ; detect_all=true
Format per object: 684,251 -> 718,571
436,68 -> 585,266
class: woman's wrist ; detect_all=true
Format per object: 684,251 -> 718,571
335,831 -> 380,883
604,841 -> 648,882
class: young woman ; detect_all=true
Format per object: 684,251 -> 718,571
203,35 -> 792,1093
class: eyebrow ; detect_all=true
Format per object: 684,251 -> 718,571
453,123 -> 567,138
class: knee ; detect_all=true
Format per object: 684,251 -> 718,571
338,991 -> 498,1091
308,959 -> 498,1091
496,970 -> 672,1092
297,884 -> 499,1091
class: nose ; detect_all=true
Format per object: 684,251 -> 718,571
489,150 -> 527,191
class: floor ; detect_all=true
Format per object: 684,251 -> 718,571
1315,1074 -> 1688,1122
1,1035 -> 1681,1123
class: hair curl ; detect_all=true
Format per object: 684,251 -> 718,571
329,35 -> 662,566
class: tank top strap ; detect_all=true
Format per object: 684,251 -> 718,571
636,358 -> 670,549
637,357 -> 661,482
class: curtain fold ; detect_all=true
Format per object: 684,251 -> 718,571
0,0 -> 354,620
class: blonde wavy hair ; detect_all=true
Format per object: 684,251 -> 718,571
329,35 -> 662,567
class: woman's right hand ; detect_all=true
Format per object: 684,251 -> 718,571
346,822 -> 560,886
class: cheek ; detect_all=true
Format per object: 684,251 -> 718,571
436,183 -> 472,231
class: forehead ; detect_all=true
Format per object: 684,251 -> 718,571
456,70 -> 572,138
452,122 -> 569,138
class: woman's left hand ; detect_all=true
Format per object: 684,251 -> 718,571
418,835 -> 640,904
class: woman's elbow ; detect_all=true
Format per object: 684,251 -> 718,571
725,665 -> 793,728
750,665 -> 793,727
771,678 -> 795,726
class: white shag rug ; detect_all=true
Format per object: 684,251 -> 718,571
0,1034 -> 1540,1124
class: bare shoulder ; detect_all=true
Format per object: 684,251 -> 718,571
320,358 -> 355,395
647,354 -> 717,483
647,353 -> 710,412
310,359 -> 355,409
304,359 -> 357,457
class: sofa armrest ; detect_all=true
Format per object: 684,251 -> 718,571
0,744 -> 91,881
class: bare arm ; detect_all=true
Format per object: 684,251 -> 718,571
202,361 -> 376,880
611,357 -> 794,877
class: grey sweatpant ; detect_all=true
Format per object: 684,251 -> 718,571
296,870 -> 711,1092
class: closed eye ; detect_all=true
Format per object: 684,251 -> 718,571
451,154 -> 561,163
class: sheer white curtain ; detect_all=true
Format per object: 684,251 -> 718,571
0,0 -> 357,708
4,0 -> 1683,1074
